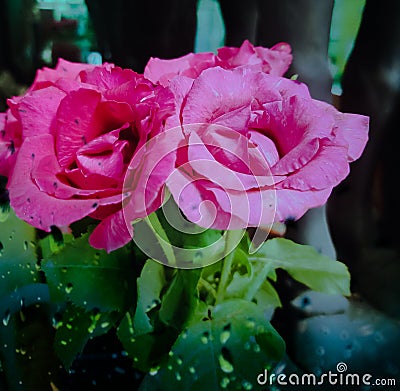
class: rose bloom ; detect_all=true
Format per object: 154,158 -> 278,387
164,66 -> 369,229
144,39 -> 292,86
0,59 -> 175,252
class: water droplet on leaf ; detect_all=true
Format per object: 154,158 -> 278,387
65,283 -> 73,294
2,310 -> 10,326
220,377 -> 230,388
219,350 -> 234,374
242,380 -> 253,390
220,324 -> 231,344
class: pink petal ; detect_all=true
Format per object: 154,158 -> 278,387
211,186 -> 276,228
167,169 -> 228,229
144,52 -> 217,86
66,167 -> 121,190
186,131 -> 277,189
181,67 -> 257,125
216,40 -> 292,76
79,66 -> 137,92
55,88 -> 102,168
278,141 -> 350,191
33,155 -> 121,199
123,127 -> 184,218
274,188 -> 332,222
314,100 -> 369,162
15,86 -> 66,138
76,126 -> 129,179
89,209 -> 133,252
8,135 -> 101,231
255,42 -> 292,76
32,58 -> 97,88
271,138 -> 320,175
248,130 -> 280,167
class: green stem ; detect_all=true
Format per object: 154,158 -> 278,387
144,213 -> 177,267
244,261 -> 273,301
199,278 -> 217,300
215,229 -> 244,304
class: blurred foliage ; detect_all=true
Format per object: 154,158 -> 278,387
329,0 -> 366,94
195,0 -> 367,95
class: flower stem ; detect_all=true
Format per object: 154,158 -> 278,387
144,212 -> 177,267
215,229 -> 244,304
244,261 -> 272,301
199,278 -> 218,300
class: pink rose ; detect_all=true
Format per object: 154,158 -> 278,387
1,59 -> 95,178
166,66 -> 369,228
144,40 -> 292,86
1,59 -> 175,252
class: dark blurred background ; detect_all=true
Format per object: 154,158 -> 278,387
0,0 -> 362,109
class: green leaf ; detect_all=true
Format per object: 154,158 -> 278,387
253,238 -> 351,296
140,299 -> 285,391
133,259 -> 166,335
159,269 -> 201,329
41,233 -> 136,311
224,247 -> 253,298
0,209 -> 40,298
253,281 -> 282,315
117,311 -> 179,372
54,303 -> 119,369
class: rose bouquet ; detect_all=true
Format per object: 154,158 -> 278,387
0,40 -> 368,390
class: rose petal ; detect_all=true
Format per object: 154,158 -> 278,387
314,100 -> 369,162
274,188 -> 332,222
186,131 -> 278,189
144,52 -> 217,86
79,66 -> 137,92
31,58 -> 98,92
278,141 -> 350,191
14,86 -> 66,138
55,88 -> 102,168
8,135 -> 100,230
89,209 -> 133,252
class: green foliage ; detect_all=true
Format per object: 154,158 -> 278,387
253,238 -> 351,296
159,269 -> 201,329
140,299 -> 285,391
117,260 -> 201,372
53,303 -> 119,369
1,200 -> 351,386
40,232 -> 137,368
41,233 -> 136,311
0,209 -> 40,298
